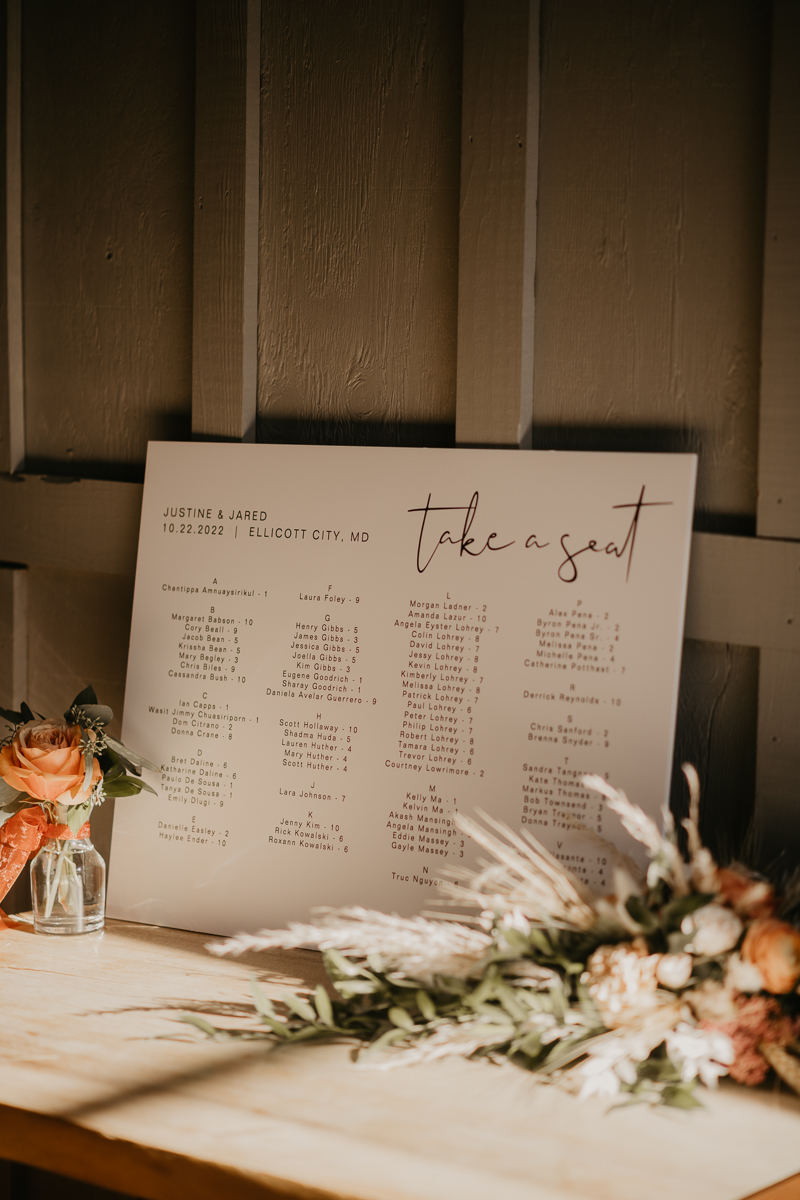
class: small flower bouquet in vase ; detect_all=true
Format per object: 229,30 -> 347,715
0,686 -> 158,935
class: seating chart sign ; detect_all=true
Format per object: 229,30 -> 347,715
108,443 -> 696,934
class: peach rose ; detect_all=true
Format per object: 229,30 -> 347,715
0,719 -> 101,805
741,918 -> 800,994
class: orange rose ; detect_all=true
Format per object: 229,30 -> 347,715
0,719 -> 101,805
741,918 -> 800,994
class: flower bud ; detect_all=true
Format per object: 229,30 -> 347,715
655,953 -> 693,989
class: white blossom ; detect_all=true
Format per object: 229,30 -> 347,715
681,904 -> 743,955
725,952 -> 765,994
666,1022 -> 733,1087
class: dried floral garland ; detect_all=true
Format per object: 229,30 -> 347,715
184,768 -> 800,1109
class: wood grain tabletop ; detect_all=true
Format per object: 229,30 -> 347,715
0,918 -> 797,1200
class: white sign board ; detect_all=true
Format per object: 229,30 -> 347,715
109,443 -> 696,934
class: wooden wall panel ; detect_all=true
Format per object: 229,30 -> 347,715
672,639 -> 759,864
192,0 -> 260,444
532,0 -> 770,530
26,568 -> 132,742
257,0 -> 461,438
0,475 -> 142,576
20,0 -> 195,480
756,648 -> 800,869
25,566 -> 134,872
757,0 -> 800,539
456,0 -> 539,448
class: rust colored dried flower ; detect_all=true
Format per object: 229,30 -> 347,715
700,995 -> 800,1086
716,866 -> 776,921
741,918 -> 800,994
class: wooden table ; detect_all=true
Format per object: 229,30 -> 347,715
0,918 -> 798,1200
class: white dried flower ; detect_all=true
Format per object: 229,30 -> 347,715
689,847 -> 719,894
724,952 -> 765,994
439,812 -> 597,930
208,907 -> 491,984
685,980 -> 738,1023
655,953 -> 693,989
581,941 -> 662,1028
576,1053 -> 628,1099
574,1022 -> 669,1099
666,1022 -> 734,1088
362,1020 -> 511,1070
499,909 -> 531,937
681,903 -> 743,955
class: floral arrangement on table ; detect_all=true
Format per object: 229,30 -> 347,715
185,767 -> 800,1109
0,686 -> 158,930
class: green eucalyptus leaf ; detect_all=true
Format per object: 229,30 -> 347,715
102,778 -> 143,798
133,776 -> 158,796
0,797 -> 34,820
250,977 -> 279,1020
281,992 -> 317,1022
287,1024 -> 327,1043
314,985 -> 335,1027
334,979 -> 379,996
65,801 -> 92,834
516,1030 -> 544,1058
528,928 -> 554,956
260,1014 -> 292,1038
496,984 -> 529,1024
82,742 -> 95,793
625,895 -> 659,931
0,706 -> 24,726
661,893 -> 714,931
500,928 -> 530,954
70,685 -> 98,709
416,990 -> 437,1022
105,735 -> 160,775
76,704 -> 114,727
180,1014 -> 226,1038
322,947 -> 359,980
388,1007 -> 416,1032
366,1027 -> 410,1053
660,1083 -> 704,1110
0,777 -> 26,805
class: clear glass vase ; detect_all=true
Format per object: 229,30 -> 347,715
30,837 -> 106,934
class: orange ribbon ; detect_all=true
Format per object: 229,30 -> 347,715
0,808 -> 91,907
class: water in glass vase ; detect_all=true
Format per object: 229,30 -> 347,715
31,837 -> 106,934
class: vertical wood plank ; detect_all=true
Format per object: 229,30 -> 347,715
456,0 -> 539,448
755,648 -> 800,868
192,0 -> 260,443
21,1 -> 194,479
257,0 -> 461,435
4,0 -> 21,473
757,0 -> 800,539
532,0 -> 769,527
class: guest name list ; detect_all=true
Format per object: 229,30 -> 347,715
108,443 -> 696,935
